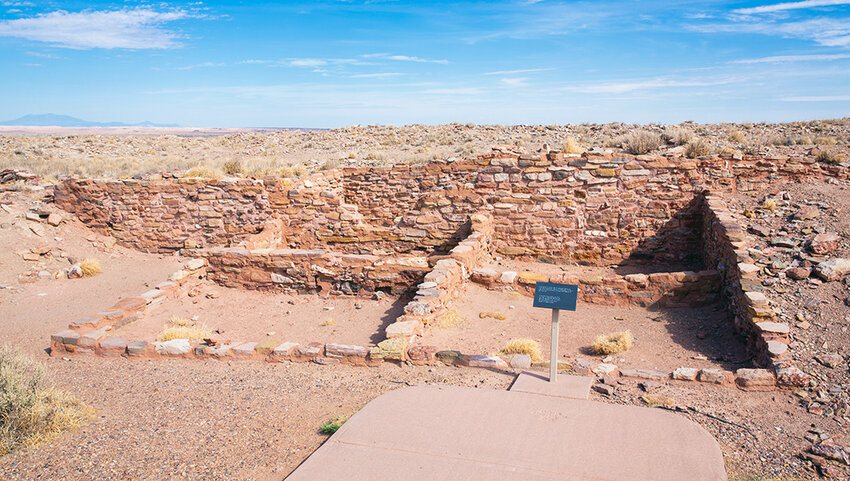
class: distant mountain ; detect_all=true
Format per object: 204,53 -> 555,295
0,113 -> 179,128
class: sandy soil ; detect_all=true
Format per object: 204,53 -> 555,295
114,280 -> 407,347
420,284 -> 749,372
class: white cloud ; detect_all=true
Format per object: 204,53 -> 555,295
734,53 -> 850,63
562,77 -> 741,94
176,62 -> 227,70
484,67 -> 553,75
732,0 -> 850,15
500,77 -> 528,87
780,94 -> 850,100
362,53 -> 449,64
694,17 -> 850,47
350,72 -> 404,78
421,88 -> 482,95
0,8 -> 196,49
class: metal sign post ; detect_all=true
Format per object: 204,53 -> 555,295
532,282 -> 578,384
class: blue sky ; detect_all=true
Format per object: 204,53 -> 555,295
0,0 -> 848,127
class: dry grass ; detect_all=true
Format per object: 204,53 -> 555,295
815,136 -> 837,145
0,345 -> 95,455
320,319 -> 337,327
761,199 -> 778,211
156,317 -> 212,341
221,159 -> 243,175
168,316 -> 194,327
591,330 -> 634,355
728,130 -> 746,143
640,393 -> 675,407
816,150 -> 845,165
499,338 -> 543,362
561,137 -> 584,154
184,166 -> 223,179
625,130 -> 662,155
684,139 -> 711,158
78,258 -> 101,277
437,308 -> 464,328
478,311 -> 507,320
663,126 -> 694,146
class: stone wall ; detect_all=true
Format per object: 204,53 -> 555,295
55,148 -> 848,262
701,194 -> 808,387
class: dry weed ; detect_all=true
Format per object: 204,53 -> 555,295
499,338 -> 543,362
437,308 -> 464,328
78,259 -> 101,277
625,130 -> 662,154
561,137 -> 584,154
591,330 -> 634,355
478,311 -> 507,320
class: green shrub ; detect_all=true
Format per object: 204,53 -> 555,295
320,417 -> 346,434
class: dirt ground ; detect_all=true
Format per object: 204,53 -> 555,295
114,280 -> 406,347
420,284 -> 750,372
0,185 -> 848,480
482,257 -> 700,278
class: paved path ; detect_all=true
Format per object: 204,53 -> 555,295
509,371 -> 594,399
286,384 -> 727,480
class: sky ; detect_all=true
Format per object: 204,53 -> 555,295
0,0 -> 848,127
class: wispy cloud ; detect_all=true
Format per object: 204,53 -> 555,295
0,8 -> 199,49
694,17 -> 850,47
175,61 -> 227,70
500,77 -> 528,87
780,94 -> 850,100
350,72 -> 404,78
732,0 -> 850,15
361,53 -> 449,64
562,76 -> 741,94
483,67 -> 553,75
734,52 -> 850,63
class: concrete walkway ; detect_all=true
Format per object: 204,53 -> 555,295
286,384 -> 727,480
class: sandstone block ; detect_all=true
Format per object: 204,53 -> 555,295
814,258 -> 850,282
672,367 -> 698,381
697,369 -> 725,384
386,320 -> 422,338
155,339 -> 192,356
735,368 -> 775,390
465,355 -> 508,369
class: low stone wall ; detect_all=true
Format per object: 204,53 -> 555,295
203,245 -> 430,295
471,266 -> 720,307
701,194 -> 809,388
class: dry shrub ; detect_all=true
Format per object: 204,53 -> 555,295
156,317 -> 211,341
815,136 -> 837,145
78,259 -> 101,277
437,308 -> 463,328
625,130 -> 662,155
816,150 -> 845,165
591,330 -> 634,355
761,199 -> 777,211
184,166 -> 223,179
499,338 -> 543,362
662,126 -> 694,146
728,130 -> 746,143
221,159 -> 243,175
641,393 -> 675,407
684,139 -> 711,158
320,319 -> 337,327
0,345 -> 95,455
478,311 -> 507,320
168,316 -> 193,327
561,137 -> 584,154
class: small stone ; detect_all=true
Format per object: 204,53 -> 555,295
638,381 -> 663,392
154,339 -> 191,355
672,367 -> 698,381
592,384 -> 615,396
815,258 -> 850,282
592,363 -> 618,377
810,233 -> 840,255
509,354 -> 531,369
786,267 -> 811,280
817,353 -> 843,368
47,213 -> 62,226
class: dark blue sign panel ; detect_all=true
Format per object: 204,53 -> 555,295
533,282 -> 578,311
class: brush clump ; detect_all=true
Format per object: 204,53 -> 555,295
591,330 -> 634,355
499,338 -> 543,362
156,316 -> 212,342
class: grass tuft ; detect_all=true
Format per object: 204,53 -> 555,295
684,139 -> 711,158
221,159 -> 243,175
499,338 -> 543,362
156,318 -> 212,342
78,259 -> 101,277
0,345 -> 95,455
320,319 -> 337,327
816,150 -> 844,165
591,330 -> 634,355
478,311 -> 507,320
561,137 -> 584,154
320,416 -> 347,434
625,130 -> 662,155
184,166 -> 223,179
437,308 -> 464,328
761,199 -> 777,211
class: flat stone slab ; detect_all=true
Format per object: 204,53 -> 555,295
508,371 -> 593,400
286,385 -> 726,481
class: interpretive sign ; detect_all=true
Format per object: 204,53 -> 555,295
532,282 -> 578,311
532,281 -> 579,383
